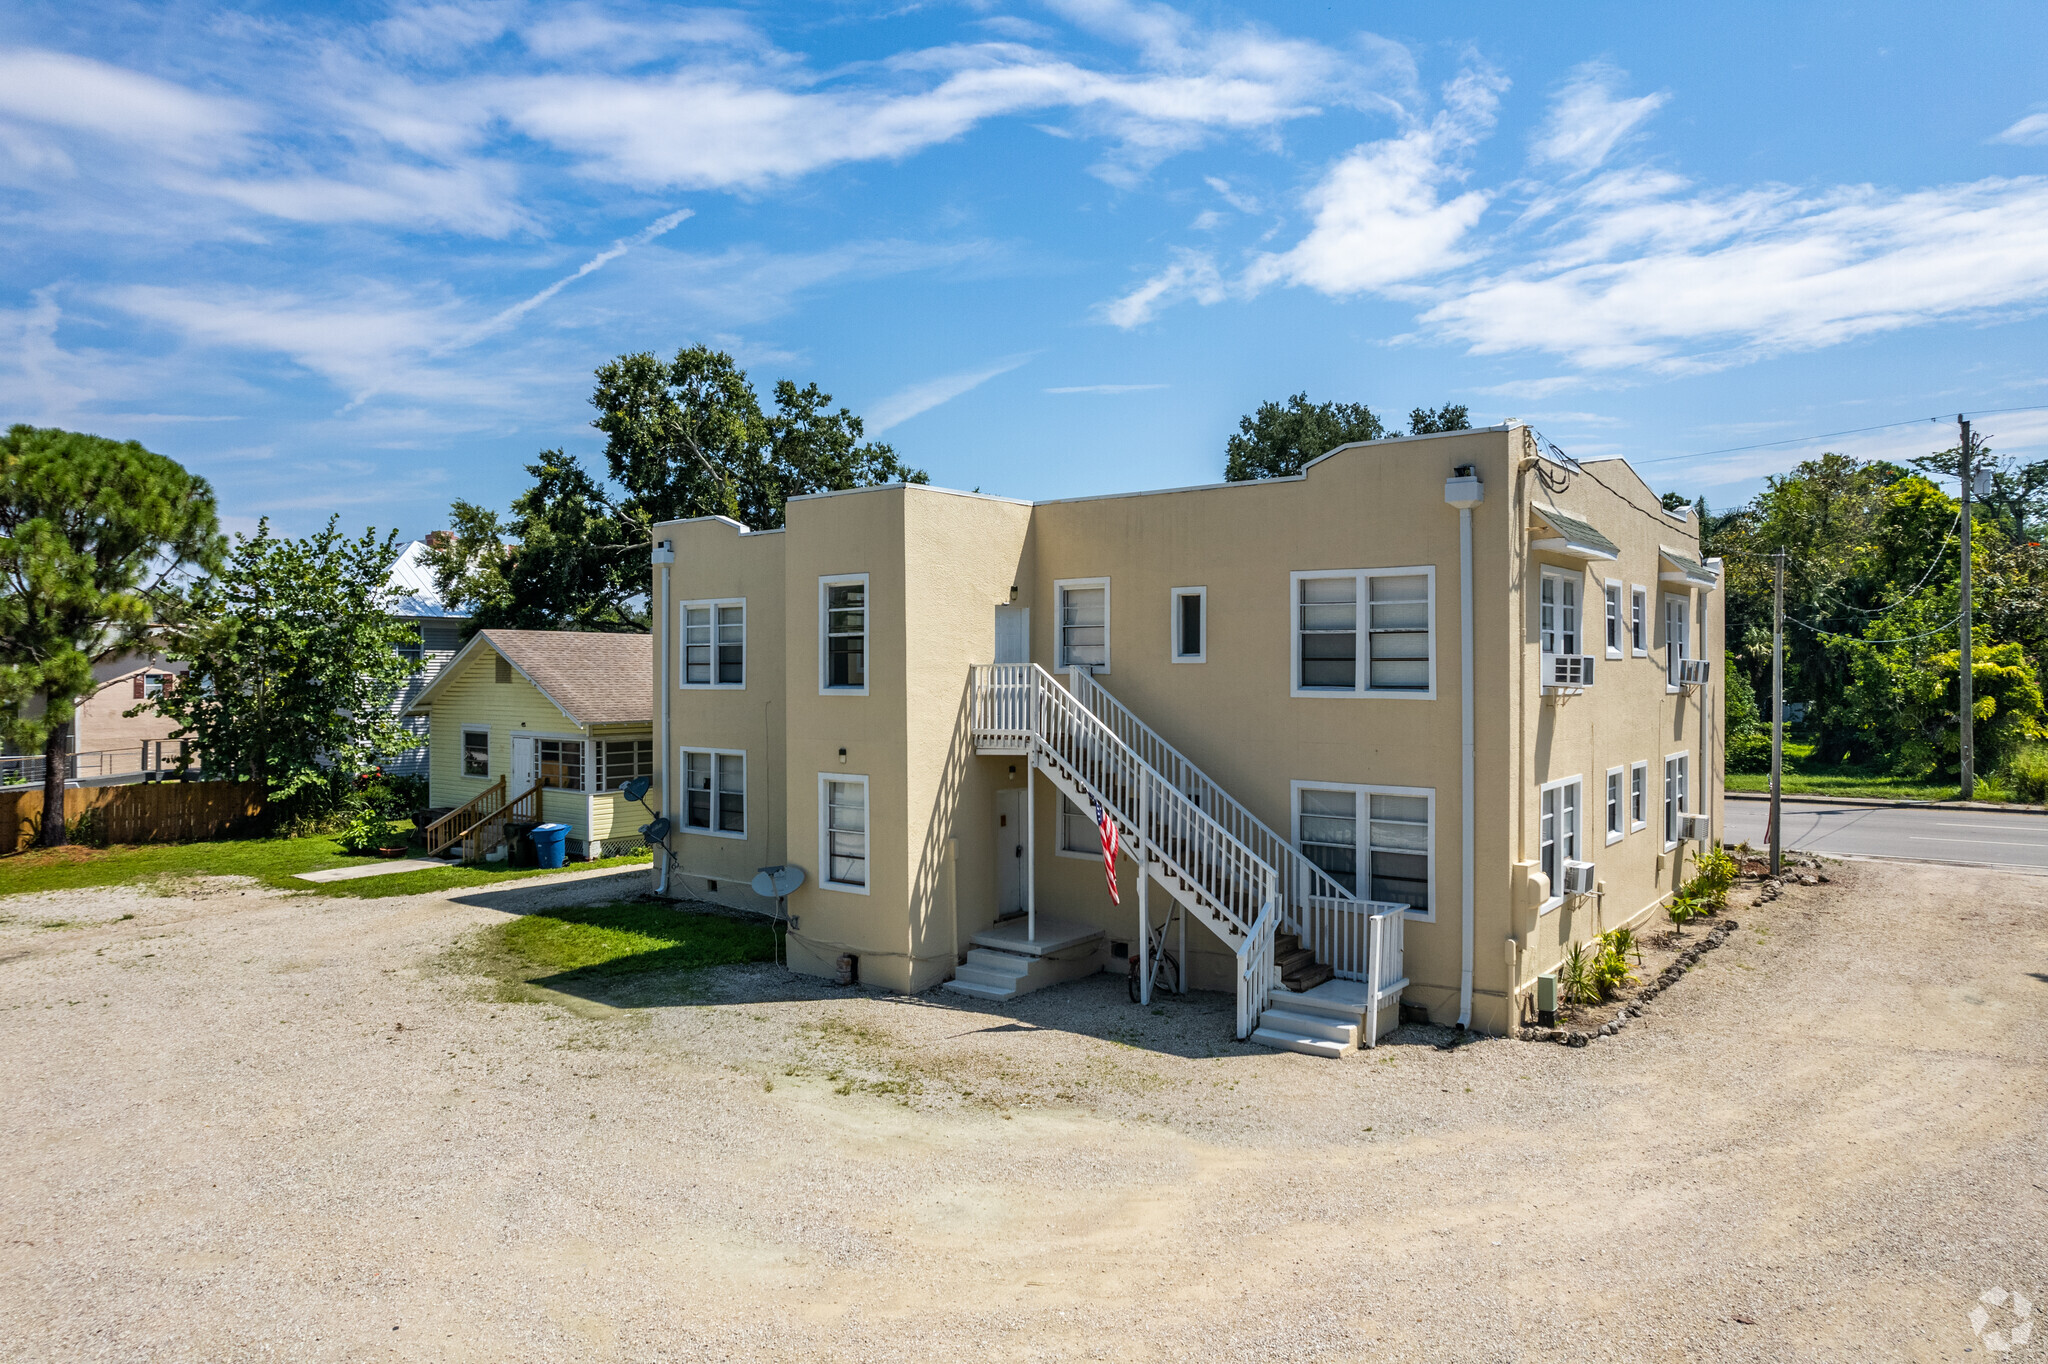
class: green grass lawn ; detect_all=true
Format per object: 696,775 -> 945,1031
1726,739 -> 1995,802
0,829 -> 650,900
496,900 -> 780,979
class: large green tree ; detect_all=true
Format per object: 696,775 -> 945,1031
428,347 -> 927,632
0,426 -> 222,846
1223,394 -> 1470,481
158,518 -> 417,822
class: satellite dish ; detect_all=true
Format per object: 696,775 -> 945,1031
620,776 -> 651,804
752,864 -> 805,898
639,817 -> 671,843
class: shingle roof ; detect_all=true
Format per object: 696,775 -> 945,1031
1531,504 -> 1621,560
1659,546 -> 1719,585
480,629 -> 651,726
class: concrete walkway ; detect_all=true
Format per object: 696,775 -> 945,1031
293,858 -> 446,883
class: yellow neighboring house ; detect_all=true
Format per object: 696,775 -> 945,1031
644,424 -> 1726,1055
405,629 -> 654,861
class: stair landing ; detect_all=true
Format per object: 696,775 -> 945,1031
941,915 -> 1107,1003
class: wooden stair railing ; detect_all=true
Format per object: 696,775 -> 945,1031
460,781 -> 544,863
421,777 -> 505,857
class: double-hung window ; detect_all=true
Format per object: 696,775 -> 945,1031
537,738 -> 585,792
681,600 -> 744,687
395,626 -> 423,672
1171,586 -> 1205,663
1630,587 -> 1649,656
682,748 -> 745,836
1664,594 -> 1690,688
1292,568 -> 1433,696
821,775 -> 869,891
1630,761 -> 1649,831
1539,569 -> 1580,656
1539,777 -> 1581,907
1293,783 -> 1432,916
462,728 -> 489,778
1606,767 -> 1626,844
821,576 -> 868,693
1663,752 -> 1690,846
1059,795 -> 1099,856
598,738 -> 654,791
1056,579 -> 1109,672
1604,581 -> 1624,658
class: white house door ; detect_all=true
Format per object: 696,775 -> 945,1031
994,606 -> 1029,665
509,735 -> 535,792
995,788 -> 1026,916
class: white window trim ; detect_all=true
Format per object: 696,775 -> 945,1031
678,597 -> 746,690
460,725 -> 491,780
819,573 -> 870,696
1055,792 -> 1101,859
1629,760 -> 1650,833
1604,765 -> 1627,846
1538,565 -> 1584,659
1288,780 -> 1436,922
1603,579 -> 1625,659
1170,585 -> 1206,664
1662,592 -> 1691,693
1662,750 -> 1690,851
1053,576 -> 1112,674
596,735 -> 656,793
1537,774 -> 1583,914
531,733 -> 592,794
1289,566 -> 1437,700
1630,585 -> 1650,657
678,745 -> 747,840
819,772 -> 872,894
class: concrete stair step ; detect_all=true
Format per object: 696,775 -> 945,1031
951,964 -> 1027,991
1250,1027 -> 1351,1059
961,948 -> 1034,978
1256,1007 -> 1359,1046
940,978 -> 1016,1001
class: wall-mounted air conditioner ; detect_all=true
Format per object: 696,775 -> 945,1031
1561,860 -> 1597,895
1676,813 -> 1712,843
1541,653 -> 1596,689
1677,658 -> 1712,688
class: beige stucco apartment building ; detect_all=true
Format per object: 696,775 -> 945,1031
646,425 -> 1724,1051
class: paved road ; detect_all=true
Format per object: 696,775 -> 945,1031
1724,796 -> 2048,872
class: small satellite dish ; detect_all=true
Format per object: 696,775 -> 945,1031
620,776 -> 651,804
752,864 -> 805,898
639,817 -> 671,843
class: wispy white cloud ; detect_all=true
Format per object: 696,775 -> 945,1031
1096,246 -> 1226,327
1529,61 -> 1667,176
0,47 -> 255,163
1991,110 -> 2048,146
449,207 -> 693,348
867,353 -> 1034,433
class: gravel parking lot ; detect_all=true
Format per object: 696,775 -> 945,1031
2,858 -> 2043,1362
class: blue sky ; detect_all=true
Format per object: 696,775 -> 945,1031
4,0 -> 2047,540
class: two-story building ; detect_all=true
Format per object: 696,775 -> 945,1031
644,425 -> 1724,1053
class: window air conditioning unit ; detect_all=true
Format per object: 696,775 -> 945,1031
1560,860 -> 1598,895
1541,653 -> 1596,688
1677,658 -> 1712,688
1676,813 -> 1712,843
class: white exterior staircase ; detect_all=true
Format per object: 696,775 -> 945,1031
967,663 -> 1408,1051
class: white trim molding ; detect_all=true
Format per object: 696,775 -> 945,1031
819,772 -> 872,894
1630,584 -> 1650,657
1054,576 -> 1111,674
819,573 -> 870,696
1289,565 -> 1437,700
460,725 -> 491,779
1604,765 -> 1627,845
1170,585 -> 1206,664
678,597 -> 746,690
1629,760 -> 1650,833
1603,579 -> 1625,660
678,746 -> 747,839
1537,773 -> 1583,914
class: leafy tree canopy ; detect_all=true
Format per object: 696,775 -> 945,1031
1224,393 -> 1472,482
427,347 -> 927,633
159,518 -> 417,824
1407,404 -> 1471,435
0,425 -> 222,845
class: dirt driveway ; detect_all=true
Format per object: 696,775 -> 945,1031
1,859 -> 2043,1362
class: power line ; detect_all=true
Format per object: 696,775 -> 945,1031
1629,403 -> 2048,468
1784,611 -> 1962,646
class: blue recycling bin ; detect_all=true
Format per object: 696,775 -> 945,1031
529,823 -> 570,869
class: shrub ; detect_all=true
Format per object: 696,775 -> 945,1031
2001,743 -> 2048,804
353,769 -> 428,817
1666,893 -> 1705,929
1682,846 -> 1739,911
335,804 -> 400,854
1591,930 -> 1639,999
1558,942 -> 1599,1008
1726,728 -> 1772,774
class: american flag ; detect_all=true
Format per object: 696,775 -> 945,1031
1091,798 -> 1120,905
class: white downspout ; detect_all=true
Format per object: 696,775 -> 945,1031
652,539 -> 674,895
1445,468 -> 1484,1030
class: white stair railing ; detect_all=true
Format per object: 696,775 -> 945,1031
1062,668 -> 1406,990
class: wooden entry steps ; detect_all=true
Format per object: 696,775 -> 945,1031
1272,931 -> 1334,993
941,916 -> 1107,1002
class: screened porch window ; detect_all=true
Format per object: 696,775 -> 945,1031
599,738 -> 654,792
537,739 -> 584,791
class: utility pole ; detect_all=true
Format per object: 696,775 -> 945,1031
1958,415 -> 1975,800
1770,549 -> 1784,878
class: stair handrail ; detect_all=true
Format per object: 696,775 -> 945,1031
1062,667 -> 1360,914
1236,895 -> 1280,1039
461,780 -> 545,863
1033,670 -> 1277,938
421,776 -> 505,856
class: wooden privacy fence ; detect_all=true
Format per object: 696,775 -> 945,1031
0,781 -> 263,855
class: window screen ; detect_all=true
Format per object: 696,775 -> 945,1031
826,583 -> 866,688
1366,575 -> 1428,689
1298,578 -> 1357,690
825,779 -> 867,886
1059,585 -> 1107,670
537,739 -> 584,791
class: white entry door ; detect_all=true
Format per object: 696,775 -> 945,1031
509,735 -> 535,793
995,788 -> 1026,916
994,606 -> 1029,665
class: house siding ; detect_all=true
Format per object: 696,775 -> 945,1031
424,644 -> 597,853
